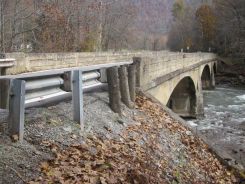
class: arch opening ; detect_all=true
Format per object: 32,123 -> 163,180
167,77 -> 196,118
201,65 -> 212,90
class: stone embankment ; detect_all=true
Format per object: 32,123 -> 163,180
0,92 -> 240,184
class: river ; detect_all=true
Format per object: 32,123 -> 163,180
187,87 -> 245,170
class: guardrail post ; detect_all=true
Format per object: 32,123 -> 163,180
8,79 -> 26,142
107,67 -> 121,115
128,64 -> 136,102
119,65 -> 133,108
63,72 -> 72,92
72,70 -> 84,130
99,68 -> 107,83
133,57 -> 142,87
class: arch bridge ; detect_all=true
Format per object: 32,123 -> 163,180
0,51 -> 218,119
0,51 -> 217,140
135,53 -> 217,118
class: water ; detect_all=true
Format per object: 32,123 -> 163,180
189,87 -> 245,131
189,88 -> 245,133
187,87 -> 245,170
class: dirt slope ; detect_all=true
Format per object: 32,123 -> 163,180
0,92 -> 240,184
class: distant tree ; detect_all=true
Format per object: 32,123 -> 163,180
101,0 -> 136,51
168,0 -> 221,53
213,0 -> 245,56
0,0 -> 174,52
0,0 -> 36,52
168,0 -> 196,51
172,0 -> 184,20
34,3 -> 75,52
196,4 -> 216,50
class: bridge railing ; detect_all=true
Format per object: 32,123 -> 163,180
4,51 -> 216,75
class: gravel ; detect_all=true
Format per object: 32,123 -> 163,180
0,92 -> 141,184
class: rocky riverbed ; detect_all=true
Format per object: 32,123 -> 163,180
0,92 -> 240,184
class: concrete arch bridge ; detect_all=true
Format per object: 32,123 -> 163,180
135,53 -> 218,118
1,51 -> 218,119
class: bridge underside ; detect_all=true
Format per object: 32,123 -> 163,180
167,77 -> 196,118
201,65 -> 214,90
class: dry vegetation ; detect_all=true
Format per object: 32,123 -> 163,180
29,95 -> 238,184
0,0 -> 171,53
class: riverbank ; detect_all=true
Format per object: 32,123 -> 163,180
184,59 -> 245,178
187,87 -> 245,172
216,58 -> 245,88
0,92 -> 239,184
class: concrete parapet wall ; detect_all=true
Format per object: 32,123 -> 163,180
5,51 -> 216,75
5,52 -> 137,74
136,52 -> 216,89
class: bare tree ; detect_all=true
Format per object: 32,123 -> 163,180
214,0 -> 245,56
0,0 -> 173,52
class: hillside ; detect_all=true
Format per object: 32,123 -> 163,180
0,92 -> 239,184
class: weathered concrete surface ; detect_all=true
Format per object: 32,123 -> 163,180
135,53 -> 217,117
5,51 -> 216,75
0,59 -> 15,75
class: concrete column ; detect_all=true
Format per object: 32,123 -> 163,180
211,64 -> 216,89
133,57 -> 142,88
196,78 -> 204,118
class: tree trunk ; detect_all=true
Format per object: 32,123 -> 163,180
119,65 -> 133,108
107,67 -> 121,114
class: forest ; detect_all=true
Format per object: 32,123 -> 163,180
0,0 -> 171,52
0,0 -> 244,57
168,0 -> 245,57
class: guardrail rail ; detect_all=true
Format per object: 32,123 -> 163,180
0,61 -> 133,141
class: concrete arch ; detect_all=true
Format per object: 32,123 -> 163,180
167,76 -> 197,118
145,61 -> 218,118
162,72 -> 198,107
201,65 -> 212,89
147,70 -> 199,105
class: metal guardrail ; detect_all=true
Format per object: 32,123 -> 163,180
0,61 -> 133,141
0,58 -> 15,75
0,59 -> 15,67
24,70 -> 104,108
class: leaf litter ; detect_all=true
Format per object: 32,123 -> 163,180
30,95 -> 239,184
